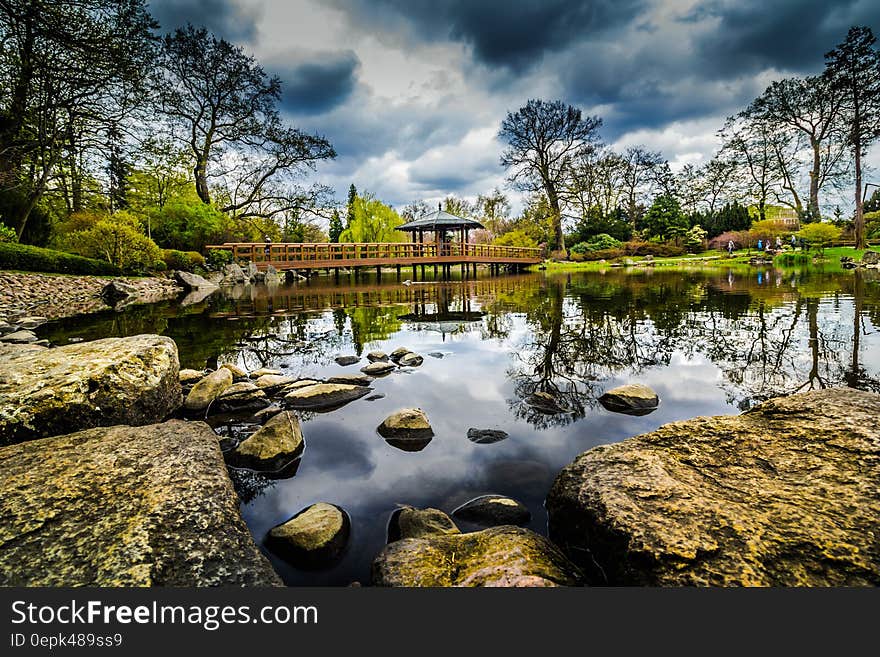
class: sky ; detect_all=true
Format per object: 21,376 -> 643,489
148,0 -> 880,215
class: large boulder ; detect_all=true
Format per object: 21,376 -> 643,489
284,383 -> 372,411
546,388 -> 880,586
100,279 -> 139,307
183,367 -> 233,412
372,525 -> 582,587
398,352 -> 424,367
265,503 -> 350,568
598,383 -> 659,416
173,270 -> 218,291
0,420 -> 281,586
0,335 -> 181,446
227,410 -> 304,473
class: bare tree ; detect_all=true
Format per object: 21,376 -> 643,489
499,99 -> 602,254
620,146 -> 664,226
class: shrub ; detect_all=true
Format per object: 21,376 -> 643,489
493,229 -> 539,249
796,222 -> 842,254
0,222 -> 18,243
568,251 -> 585,262
0,242 -> 121,275
684,225 -> 707,253
581,248 -> 625,261
67,212 -> 162,273
709,230 -> 752,251
205,248 -> 234,269
570,241 -> 589,255
586,233 -> 622,251
162,249 -> 206,272
621,241 -> 685,257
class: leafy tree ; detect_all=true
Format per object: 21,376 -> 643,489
747,75 -> 847,222
499,99 -> 603,254
797,222 -> 842,254
642,194 -> 688,242
620,146 -> 664,227
493,229 -> 538,249
684,225 -> 708,253
442,195 -> 475,218
750,219 -> 790,243
155,25 -> 335,219
328,209 -> 344,243
338,192 -> 405,243
400,199 -> 430,222
568,207 -> 632,244
0,0 -> 158,238
476,188 -> 511,234
0,222 -> 18,243
148,194 -> 228,251
824,26 -> 880,250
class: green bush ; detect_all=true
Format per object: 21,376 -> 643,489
0,222 -> 18,243
0,242 -> 121,275
581,248 -> 625,261
621,241 -> 685,257
161,249 -> 206,272
493,229 -> 539,249
66,211 -> 162,274
587,233 -> 622,251
205,248 -> 234,269
570,241 -> 589,255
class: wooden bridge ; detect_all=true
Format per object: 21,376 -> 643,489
206,242 -> 544,278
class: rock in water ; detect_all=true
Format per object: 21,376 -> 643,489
221,363 -> 249,380
398,352 -> 424,367
361,361 -> 396,376
0,329 -> 38,344
524,391 -> 571,414
0,335 -> 181,446
284,383 -> 372,411
227,411 -> 304,473
249,368 -> 282,378
173,270 -> 218,290
598,383 -> 659,415
254,374 -> 296,390
100,280 -> 139,306
467,428 -> 508,444
367,351 -> 389,362
861,250 -> 880,265
184,367 -> 233,412
327,374 -> 373,387
0,420 -> 281,586
377,408 -> 434,451
334,355 -> 360,366
372,526 -> 581,587
179,368 -> 205,384
387,506 -> 461,542
265,503 -> 351,568
546,388 -> 880,586
389,347 -> 411,362
213,382 -> 269,414
452,495 -> 531,527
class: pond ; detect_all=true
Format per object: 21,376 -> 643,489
38,266 -> 880,586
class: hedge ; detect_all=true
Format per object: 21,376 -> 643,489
161,249 -> 206,272
0,242 -> 121,275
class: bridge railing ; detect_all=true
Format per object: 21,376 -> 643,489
206,242 -> 543,264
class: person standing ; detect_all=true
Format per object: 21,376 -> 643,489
757,239 -> 763,251
727,240 -> 734,257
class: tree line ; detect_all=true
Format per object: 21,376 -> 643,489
0,0 -> 335,262
497,25 -> 880,254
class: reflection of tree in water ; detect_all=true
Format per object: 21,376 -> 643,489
501,269 -> 880,427
227,466 -> 276,505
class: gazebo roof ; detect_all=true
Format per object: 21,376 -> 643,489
396,208 -> 484,232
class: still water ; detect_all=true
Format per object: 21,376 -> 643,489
39,267 -> 880,585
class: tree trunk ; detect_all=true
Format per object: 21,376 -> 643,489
546,187 -> 565,255
808,137 -> 821,221
194,155 -> 210,204
853,105 -> 865,249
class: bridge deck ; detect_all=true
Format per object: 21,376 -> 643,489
206,242 -> 543,270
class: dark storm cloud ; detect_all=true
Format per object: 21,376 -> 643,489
687,0 -> 880,77
330,0 -> 646,70
275,51 -> 361,115
149,0 -> 260,41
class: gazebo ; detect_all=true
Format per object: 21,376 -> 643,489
395,204 -> 484,256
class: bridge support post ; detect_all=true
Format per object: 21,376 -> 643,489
433,265 -> 437,278
396,265 -> 401,279
376,266 -> 381,280
334,269 -> 339,282
412,265 -> 417,280
354,267 -> 360,281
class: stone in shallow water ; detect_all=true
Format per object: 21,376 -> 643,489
266,502 -> 351,569
184,367 -> 233,412
387,506 -> 461,542
389,347 -> 411,362
361,361 -> 395,376
250,368 -> 282,379
547,387 -> 880,586
398,352 -> 424,367
598,383 -> 659,416
17,316 -> 47,330
467,428 -> 508,444
327,374 -> 373,387
366,394 -> 385,401
0,420 -> 281,586
284,383 -> 372,411
452,495 -> 531,527
367,350 -> 389,362
0,329 -> 38,343
220,363 -> 249,380
254,374 -> 296,390
372,525 -> 581,587
428,352 -> 445,359
179,368 -> 205,384
0,335 -> 181,446
377,408 -> 434,452
212,382 -> 269,414
334,355 -> 359,366
227,411 -> 304,473
524,391 -> 571,414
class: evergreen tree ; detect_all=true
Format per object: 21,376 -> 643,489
346,184 -> 357,229
328,209 -> 343,243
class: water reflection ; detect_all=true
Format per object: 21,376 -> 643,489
38,267 -> 880,585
